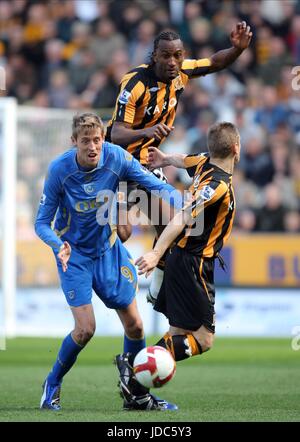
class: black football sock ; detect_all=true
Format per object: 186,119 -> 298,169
156,332 -> 202,361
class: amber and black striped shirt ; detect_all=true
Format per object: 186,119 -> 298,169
176,153 -> 235,258
106,59 -> 211,164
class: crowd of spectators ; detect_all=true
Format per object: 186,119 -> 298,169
1,0 -> 300,236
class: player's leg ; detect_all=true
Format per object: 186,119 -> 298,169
154,247 -> 215,361
155,324 -> 213,362
117,298 -> 145,360
115,299 -> 151,408
94,238 -> 177,410
115,298 -> 178,411
40,250 -> 94,410
146,184 -> 175,305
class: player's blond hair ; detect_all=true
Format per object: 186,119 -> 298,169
207,122 -> 240,159
72,112 -> 104,139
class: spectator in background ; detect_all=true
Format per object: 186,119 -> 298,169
56,0 -> 78,43
289,15 -> 300,64
234,208 -> 257,233
62,21 -> 92,62
240,135 -> 274,187
290,149 -> 300,207
257,36 -> 292,85
68,48 -> 97,94
90,18 -> 126,69
232,168 -> 260,211
47,69 -> 73,108
114,2 -> 143,41
81,71 -> 116,109
255,182 -> 287,232
128,19 -> 157,66
40,39 -> 65,89
187,110 -> 216,154
255,86 -> 289,134
283,210 -> 300,233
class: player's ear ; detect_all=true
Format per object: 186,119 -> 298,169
71,135 -> 77,146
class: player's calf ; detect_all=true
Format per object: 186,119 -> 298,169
156,332 -> 204,361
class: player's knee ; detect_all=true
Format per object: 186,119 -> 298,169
74,325 -> 95,345
124,319 -> 144,340
198,335 -> 214,353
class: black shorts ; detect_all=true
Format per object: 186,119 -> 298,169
154,246 -> 216,333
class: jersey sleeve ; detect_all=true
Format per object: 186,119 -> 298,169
114,72 -> 146,125
184,153 -> 209,177
34,162 -> 64,251
181,58 -> 212,79
121,151 -> 183,210
189,180 -> 228,219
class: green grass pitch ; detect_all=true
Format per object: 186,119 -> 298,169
0,337 -> 299,422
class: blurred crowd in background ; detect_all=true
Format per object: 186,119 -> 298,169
1,0 -> 300,236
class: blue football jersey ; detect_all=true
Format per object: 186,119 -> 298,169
35,142 -> 182,257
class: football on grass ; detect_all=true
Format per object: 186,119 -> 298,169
133,345 -> 176,388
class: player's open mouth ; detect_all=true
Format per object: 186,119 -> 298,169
88,153 -> 97,158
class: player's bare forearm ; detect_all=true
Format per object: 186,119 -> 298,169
135,211 -> 186,276
57,241 -> 71,272
208,46 -> 243,72
165,153 -> 187,168
111,122 -> 149,145
153,210 -> 188,257
148,147 -> 186,169
207,21 -> 252,73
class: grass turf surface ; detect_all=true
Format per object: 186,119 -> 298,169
0,337 -> 299,422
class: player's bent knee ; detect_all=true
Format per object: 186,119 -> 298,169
124,319 -> 144,340
74,326 -> 95,345
198,335 -> 214,352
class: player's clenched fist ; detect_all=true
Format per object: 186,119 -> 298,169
144,123 -> 174,141
58,241 -> 71,272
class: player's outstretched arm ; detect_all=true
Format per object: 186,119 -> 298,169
135,209 -> 190,277
207,21 -> 252,73
57,241 -> 71,273
147,147 -> 187,169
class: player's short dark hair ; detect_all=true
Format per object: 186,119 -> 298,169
72,112 -> 104,139
150,30 -> 181,65
207,122 -> 240,159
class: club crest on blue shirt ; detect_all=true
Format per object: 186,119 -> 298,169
68,290 -> 75,300
83,183 -> 96,194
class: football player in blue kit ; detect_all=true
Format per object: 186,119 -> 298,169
35,112 -> 181,411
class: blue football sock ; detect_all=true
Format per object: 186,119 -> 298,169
47,333 -> 83,385
124,334 -> 146,364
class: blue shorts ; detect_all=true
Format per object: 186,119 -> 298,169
55,238 -> 138,309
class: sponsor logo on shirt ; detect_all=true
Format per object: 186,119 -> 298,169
199,185 -> 215,201
118,89 -> 131,104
